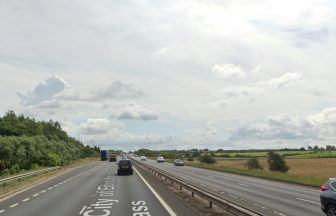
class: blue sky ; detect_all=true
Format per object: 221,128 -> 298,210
0,0 -> 336,150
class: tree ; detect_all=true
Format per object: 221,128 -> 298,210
199,154 -> 216,164
0,112 -> 100,175
267,152 -> 289,173
246,158 -> 263,170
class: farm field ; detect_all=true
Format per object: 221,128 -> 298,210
183,152 -> 336,187
215,150 -> 336,159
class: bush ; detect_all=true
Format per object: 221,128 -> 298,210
199,154 -> 216,164
267,152 -> 289,173
246,158 -> 263,170
1,169 -> 9,176
9,164 -> 20,174
187,157 -> 194,161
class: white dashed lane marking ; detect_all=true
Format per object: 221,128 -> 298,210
238,183 -> 249,187
9,203 -> 18,208
2,164 -> 102,211
296,197 -> 320,205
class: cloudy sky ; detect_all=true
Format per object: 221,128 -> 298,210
1,0 -> 336,150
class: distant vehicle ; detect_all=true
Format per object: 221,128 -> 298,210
117,159 -> 133,175
100,150 -> 108,161
157,156 -> 164,163
140,156 -> 147,161
174,159 -> 184,166
109,152 -> 117,162
321,178 -> 336,216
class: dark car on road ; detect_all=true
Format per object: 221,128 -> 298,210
117,159 -> 133,175
173,159 -> 184,166
321,178 -> 336,216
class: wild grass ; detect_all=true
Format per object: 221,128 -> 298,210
184,158 -> 336,187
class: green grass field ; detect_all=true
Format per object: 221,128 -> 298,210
216,150 -> 336,159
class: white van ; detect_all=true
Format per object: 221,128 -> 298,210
157,156 -> 164,163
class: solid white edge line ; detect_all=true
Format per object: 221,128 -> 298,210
134,167 -> 177,216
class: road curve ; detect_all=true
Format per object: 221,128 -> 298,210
132,156 -> 324,216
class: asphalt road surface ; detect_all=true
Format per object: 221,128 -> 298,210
132,156 -> 324,216
0,160 -> 181,216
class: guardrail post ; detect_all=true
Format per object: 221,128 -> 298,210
209,201 -> 213,208
171,180 -> 174,185
191,191 -> 194,197
179,185 -> 182,190
3,183 -> 5,187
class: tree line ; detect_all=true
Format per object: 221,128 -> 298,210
0,111 -> 99,176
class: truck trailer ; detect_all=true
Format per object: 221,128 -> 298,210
100,150 -> 108,161
109,152 -> 117,162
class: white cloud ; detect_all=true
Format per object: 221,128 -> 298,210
116,101 -> 159,121
80,118 -> 124,135
212,64 -> 245,79
153,47 -> 170,57
204,121 -> 218,136
258,72 -> 303,88
211,71 -> 308,107
95,81 -> 144,100
231,108 -> 336,142
1,0 -> 336,150
17,75 -> 66,106
59,81 -> 144,102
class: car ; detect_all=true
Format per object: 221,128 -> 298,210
117,159 -> 133,175
321,178 -> 336,215
140,156 -> 147,161
157,156 -> 164,163
174,159 -> 184,166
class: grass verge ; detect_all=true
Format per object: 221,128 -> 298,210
183,161 -> 325,187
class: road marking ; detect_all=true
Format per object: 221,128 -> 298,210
48,187 -> 53,190
0,210 -> 5,213
40,190 -> 46,193
10,203 -> 19,208
33,193 -> 39,197
296,197 -> 320,205
134,167 -> 177,216
79,205 -> 87,215
22,198 -> 30,202
238,183 -> 249,187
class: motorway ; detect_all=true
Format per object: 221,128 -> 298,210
0,160 -> 191,216
132,157 -> 324,216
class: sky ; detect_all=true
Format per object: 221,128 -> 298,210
0,0 -> 336,150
